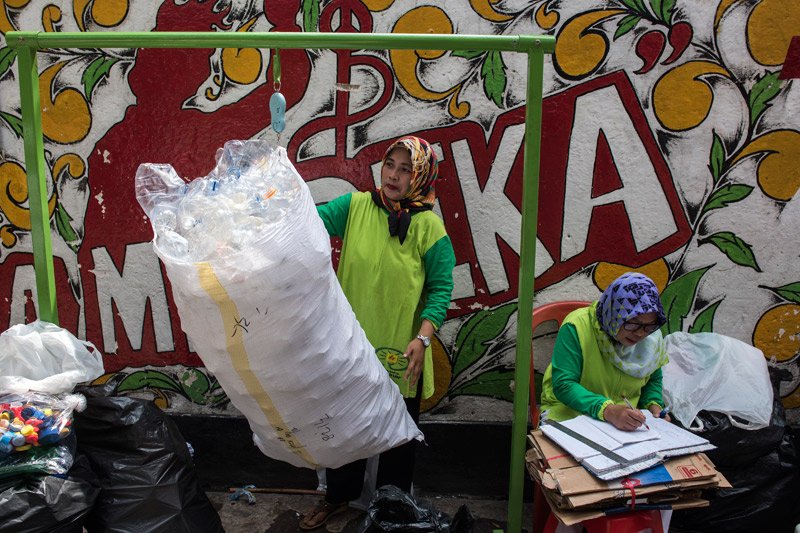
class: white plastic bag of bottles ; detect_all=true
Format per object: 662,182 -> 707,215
135,140 -> 422,469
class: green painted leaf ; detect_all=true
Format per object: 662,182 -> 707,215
55,203 -> 80,253
618,0 -> 642,13
209,392 -> 230,407
614,15 -> 641,40
449,368 -> 515,402
117,370 -> 182,393
650,0 -> 664,22
302,0 -> 320,33
481,50 -> 507,108
660,266 -> 712,334
0,111 -> 23,138
701,184 -> 753,214
452,302 -> 517,379
688,300 -> 721,333
660,0 -> 676,22
762,282 -> 800,304
178,368 -> 212,404
452,50 -> 485,60
699,231 -> 761,272
0,47 -> 17,80
748,71 -> 782,126
82,56 -> 119,101
709,132 -> 725,183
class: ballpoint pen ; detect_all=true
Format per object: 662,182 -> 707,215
621,395 -> 650,430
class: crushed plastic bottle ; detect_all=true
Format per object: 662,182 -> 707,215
135,140 -> 304,264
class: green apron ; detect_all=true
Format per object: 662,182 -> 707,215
338,192 -> 446,399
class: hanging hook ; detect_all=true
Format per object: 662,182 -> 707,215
272,48 -> 282,92
270,48 -> 285,134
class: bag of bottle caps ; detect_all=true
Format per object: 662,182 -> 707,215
0,392 -> 85,455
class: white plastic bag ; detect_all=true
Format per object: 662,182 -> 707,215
136,140 -> 423,469
662,332 -> 773,429
0,321 -> 105,394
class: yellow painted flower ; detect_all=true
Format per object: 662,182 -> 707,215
221,17 -> 263,86
40,62 -> 92,144
469,0 -> 512,23
535,1 -> 559,31
752,304 -> 800,363
0,161 -> 57,248
593,259 -> 670,293
747,0 -> 800,67
390,6 -> 469,119
653,61 -> 730,132
731,130 -> 800,202
554,10 -> 624,79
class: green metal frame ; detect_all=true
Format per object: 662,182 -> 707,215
6,30 -> 554,533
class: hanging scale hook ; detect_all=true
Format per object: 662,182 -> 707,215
269,49 -> 286,138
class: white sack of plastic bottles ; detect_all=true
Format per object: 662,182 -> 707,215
135,140 -> 422,469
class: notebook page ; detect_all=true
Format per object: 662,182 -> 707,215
584,410 -> 661,444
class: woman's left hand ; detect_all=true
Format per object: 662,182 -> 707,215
403,338 -> 425,390
648,404 -> 671,422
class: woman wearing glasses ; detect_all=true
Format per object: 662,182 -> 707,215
539,272 -> 670,431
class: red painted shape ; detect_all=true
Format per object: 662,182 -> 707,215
535,71 -> 691,291
663,22 -> 693,65
591,130 -> 625,198
0,254 -> 81,333
780,36 -> 800,79
635,30 -> 666,74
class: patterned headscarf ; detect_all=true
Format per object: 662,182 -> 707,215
596,272 -> 666,337
371,136 -> 438,244
592,273 -> 669,378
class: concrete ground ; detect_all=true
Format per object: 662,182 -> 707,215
206,490 -> 532,533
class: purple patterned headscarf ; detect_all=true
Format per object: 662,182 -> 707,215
596,272 -> 666,337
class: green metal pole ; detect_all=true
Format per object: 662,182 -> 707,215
6,31 -> 554,54
17,46 -> 59,325
506,46 -> 545,533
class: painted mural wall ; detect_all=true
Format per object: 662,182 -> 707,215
1,0 -> 798,423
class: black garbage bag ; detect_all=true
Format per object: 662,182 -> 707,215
671,368 -> 800,533
357,485 -> 474,533
73,385 -> 223,533
0,450 -> 100,533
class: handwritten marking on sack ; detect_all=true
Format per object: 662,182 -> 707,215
231,316 -> 250,337
314,413 -> 335,442
197,264 -> 316,466
275,425 -> 305,449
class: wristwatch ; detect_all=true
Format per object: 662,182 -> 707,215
416,334 -> 431,347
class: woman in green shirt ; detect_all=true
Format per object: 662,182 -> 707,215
300,136 -> 455,530
539,272 -> 671,431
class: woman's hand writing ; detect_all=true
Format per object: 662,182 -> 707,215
604,404 -> 647,431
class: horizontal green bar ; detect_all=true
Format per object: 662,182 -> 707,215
6,31 -> 554,54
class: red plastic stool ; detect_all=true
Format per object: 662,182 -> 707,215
543,509 -> 664,533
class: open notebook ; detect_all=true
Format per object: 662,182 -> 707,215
540,410 -> 714,480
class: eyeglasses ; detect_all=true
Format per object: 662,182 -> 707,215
621,321 -> 660,333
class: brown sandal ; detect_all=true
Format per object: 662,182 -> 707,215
299,500 -> 348,530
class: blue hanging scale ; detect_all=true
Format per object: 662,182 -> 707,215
270,49 -> 286,135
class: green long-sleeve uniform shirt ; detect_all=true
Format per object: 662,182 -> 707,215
316,192 -> 456,398
540,306 -> 665,422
